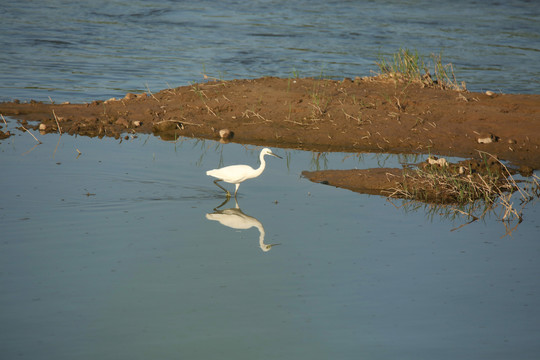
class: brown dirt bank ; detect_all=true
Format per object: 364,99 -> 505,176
1,76 -> 539,167
302,168 -> 404,197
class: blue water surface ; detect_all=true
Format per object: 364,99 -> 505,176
1,0 -> 539,104
1,125 -> 539,360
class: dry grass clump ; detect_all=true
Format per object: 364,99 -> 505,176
376,48 -> 466,91
388,152 -> 540,224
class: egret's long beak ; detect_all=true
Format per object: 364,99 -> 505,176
271,152 -> 282,159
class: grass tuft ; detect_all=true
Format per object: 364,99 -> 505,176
376,48 -> 466,91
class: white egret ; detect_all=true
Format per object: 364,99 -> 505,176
206,148 -> 282,197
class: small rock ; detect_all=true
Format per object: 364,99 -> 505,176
124,93 -> 137,100
427,156 -> 448,167
219,129 -> 233,139
507,138 -> 517,144
485,90 -> 495,97
39,123 -> 47,131
477,137 -> 493,144
104,97 -> 117,104
477,133 -> 499,144
132,120 -> 142,127
153,121 -> 182,132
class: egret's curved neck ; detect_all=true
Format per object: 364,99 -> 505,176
254,152 -> 268,177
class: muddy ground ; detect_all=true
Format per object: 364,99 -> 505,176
1,76 -> 539,197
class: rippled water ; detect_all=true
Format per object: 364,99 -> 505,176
1,0 -> 539,104
2,2 -> 540,359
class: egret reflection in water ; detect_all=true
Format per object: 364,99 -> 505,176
206,198 -> 280,252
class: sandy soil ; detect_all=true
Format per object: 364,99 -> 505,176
1,76 -> 539,197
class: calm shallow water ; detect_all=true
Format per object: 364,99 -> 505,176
1,124 -> 540,359
2,1 -> 540,359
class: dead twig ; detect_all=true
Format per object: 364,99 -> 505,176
52,109 -> 62,135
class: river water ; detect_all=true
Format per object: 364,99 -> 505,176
1,1 -> 540,359
1,0 -> 540,103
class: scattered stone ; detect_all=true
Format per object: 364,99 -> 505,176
477,134 -> 499,144
219,128 -> 233,139
219,128 -> 234,143
132,120 -> 142,127
39,123 -> 47,130
124,93 -> 137,100
477,137 -> 492,144
427,156 -> 448,167
507,138 -> 517,144
153,120 -> 182,132
485,90 -> 495,97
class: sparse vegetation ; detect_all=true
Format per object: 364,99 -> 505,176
376,48 -> 466,91
388,152 -> 540,224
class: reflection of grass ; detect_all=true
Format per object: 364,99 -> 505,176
389,190 -> 536,238
376,48 -> 465,91
310,152 -> 329,171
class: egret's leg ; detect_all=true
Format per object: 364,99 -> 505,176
213,179 -> 231,197
234,183 -> 241,198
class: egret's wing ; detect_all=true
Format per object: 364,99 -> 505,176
206,164 -> 255,183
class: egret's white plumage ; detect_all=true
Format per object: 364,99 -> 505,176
206,148 -> 281,197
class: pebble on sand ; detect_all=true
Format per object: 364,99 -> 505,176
219,128 -> 233,139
